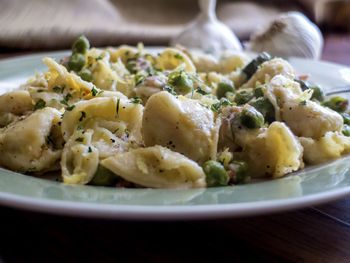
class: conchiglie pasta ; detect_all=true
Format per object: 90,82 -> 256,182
240,122 -> 304,178
142,91 -> 220,164
281,99 -> 343,139
156,48 -> 196,73
240,58 -> 296,89
43,57 -> 94,98
101,145 -> 206,188
218,50 -> 250,74
300,132 -> 350,164
0,107 -> 62,172
91,59 -> 133,95
265,75 -> 343,138
107,45 -> 139,64
0,90 -> 33,127
61,129 -> 99,184
61,97 -> 143,146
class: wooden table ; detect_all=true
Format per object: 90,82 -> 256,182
1,34 -> 350,263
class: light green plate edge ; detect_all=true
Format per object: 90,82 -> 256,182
0,51 -> 350,220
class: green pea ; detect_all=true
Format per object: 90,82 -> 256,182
322,96 -> 349,112
249,97 -> 275,123
232,161 -> 249,184
310,85 -> 325,102
89,164 -> 118,186
341,112 -> 350,125
242,52 -> 271,81
167,70 -> 193,94
72,35 -> 90,54
68,53 -> 86,72
202,160 -> 229,187
216,81 -> 234,99
240,107 -> 265,129
234,90 -> 253,105
342,124 -> 350,137
78,68 -> 93,82
294,79 -> 310,91
253,86 -> 264,98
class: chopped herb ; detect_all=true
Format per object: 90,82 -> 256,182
46,133 -> 56,149
67,105 -> 75,111
174,53 -> 183,59
95,55 -> 103,61
75,137 -> 84,142
91,86 -> 98,96
37,89 -> 44,93
60,100 -> 68,106
299,100 -> 307,106
125,51 -> 130,55
77,125 -> 83,130
199,103 -> 209,109
116,98 -> 120,118
53,85 -> 61,92
53,84 -> 66,93
65,93 -> 72,101
88,146 -> 92,153
34,99 -> 46,110
135,74 -> 145,86
196,87 -> 210,95
210,99 -> 233,113
220,98 -> 233,106
211,102 -> 221,112
131,96 -> 142,104
163,85 -> 177,95
79,111 -> 86,121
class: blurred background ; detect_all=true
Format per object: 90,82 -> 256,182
0,0 -> 349,50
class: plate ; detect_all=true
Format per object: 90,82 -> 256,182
0,51 -> 350,220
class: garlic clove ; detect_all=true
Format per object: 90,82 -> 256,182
170,0 -> 242,54
246,11 -> 323,59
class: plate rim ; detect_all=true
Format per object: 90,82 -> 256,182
0,184 -> 350,220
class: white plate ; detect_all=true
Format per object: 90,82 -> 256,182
0,51 -> 350,220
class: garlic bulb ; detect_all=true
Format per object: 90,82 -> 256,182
170,0 -> 242,53
246,11 -> 323,59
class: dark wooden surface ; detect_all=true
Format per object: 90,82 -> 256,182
1,34 -> 350,263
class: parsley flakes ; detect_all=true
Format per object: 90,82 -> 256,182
116,98 -> 120,118
91,87 -> 98,96
79,111 -> 86,121
196,87 -> 210,95
163,85 -> 177,95
130,96 -> 142,104
34,99 -> 46,110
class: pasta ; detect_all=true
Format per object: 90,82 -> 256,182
1,36 -> 349,189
